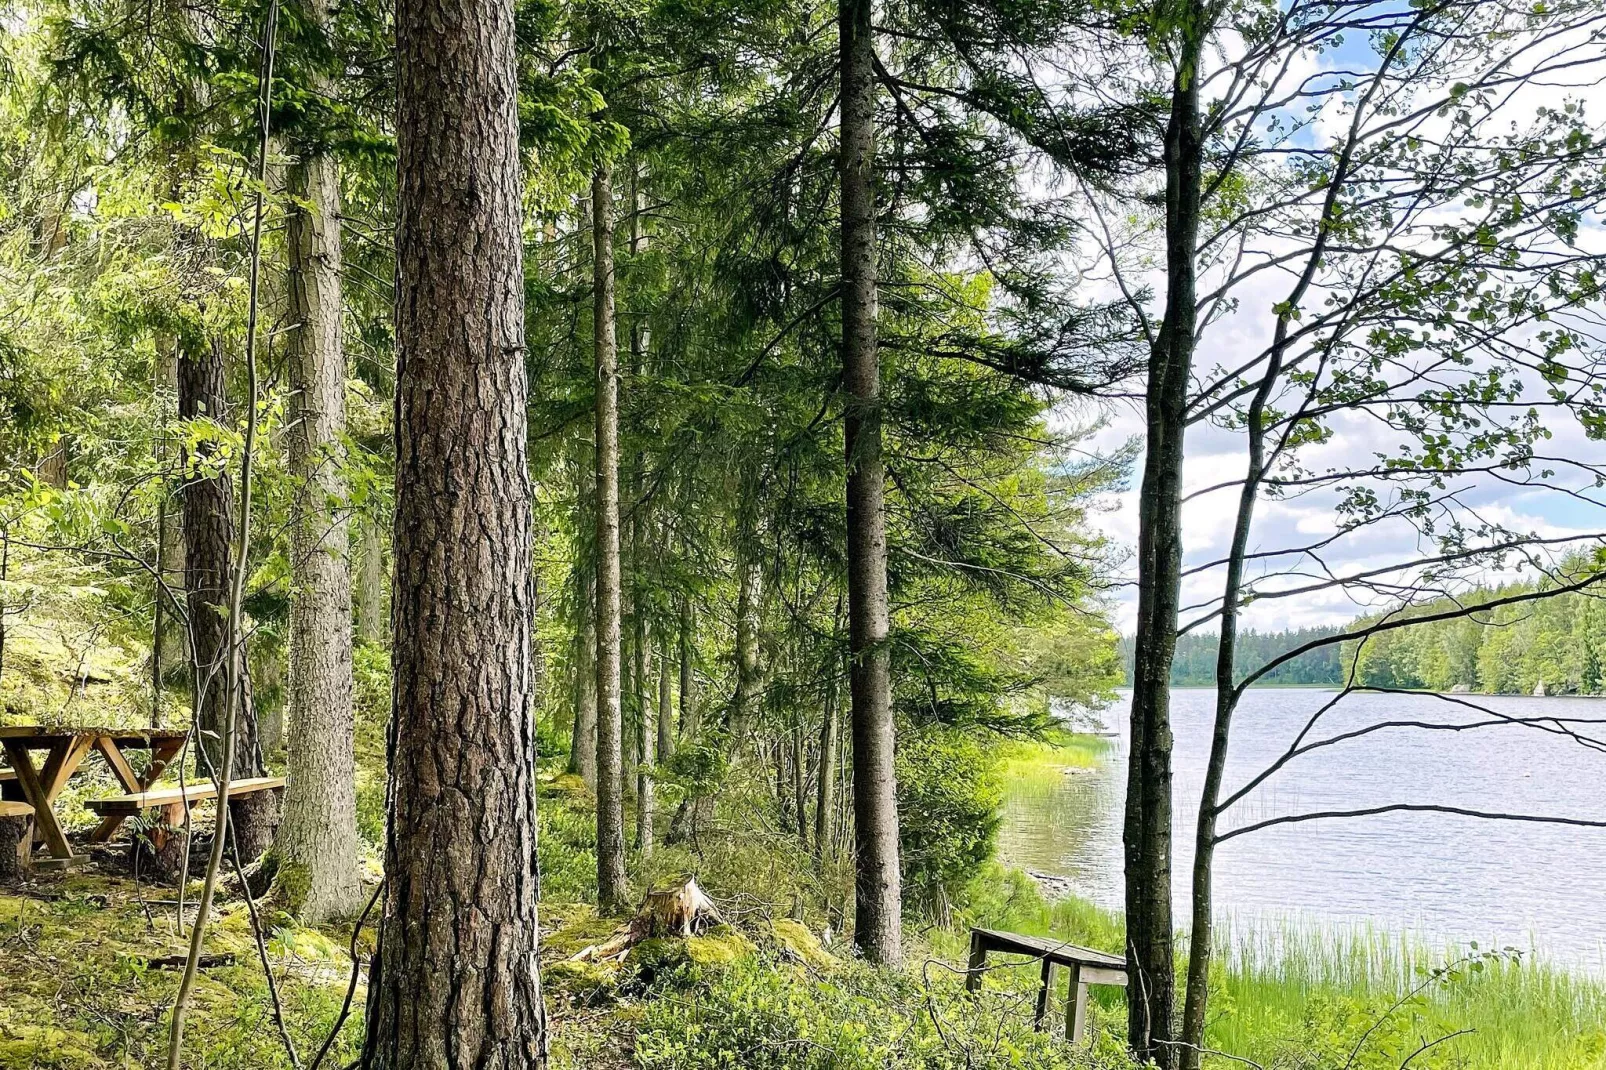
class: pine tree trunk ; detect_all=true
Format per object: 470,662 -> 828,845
179,336 -> 276,861
592,160 -> 629,912
1123,24 -> 1205,1066
568,565 -> 598,787
356,510 -> 387,643
657,635 -> 673,761
277,76 -> 362,922
839,0 -> 902,967
362,0 -> 547,1060
730,555 -> 762,743
793,718 -> 808,851
679,596 -> 697,738
635,615 -> 654,855
814,670 -> 838,867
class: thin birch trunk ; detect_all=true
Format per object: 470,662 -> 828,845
1123,18 -> 1205,1062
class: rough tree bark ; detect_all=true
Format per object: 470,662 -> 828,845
355,512 -> 386,643
276,41 -> 362,920
361,0 -> 548,1060
1123,18 -> 1205,1065
568,565 -> 598,787
178,336 -> 277,861
593,159 -> 629,912
840,0 -> 902,967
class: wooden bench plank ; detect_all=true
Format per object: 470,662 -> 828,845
84,776 -> 285,815
0,800 -> 33,818
970,927 -> 1128,972
965,925 -> 1128,1045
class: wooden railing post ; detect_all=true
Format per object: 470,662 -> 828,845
1066,962 -> 1089,1042
1033,957 -> 1055,1029
965,929 -> 987,992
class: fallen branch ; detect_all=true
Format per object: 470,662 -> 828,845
143,952 -> 236,970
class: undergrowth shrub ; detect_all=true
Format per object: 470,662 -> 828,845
634,951 -> 1128,1070
896,726 -> 1001,918
539,779 -> 599,903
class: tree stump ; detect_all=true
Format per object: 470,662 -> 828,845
570,876 -> 724,963
128,803 -> 187,884
0,806 -> 31,881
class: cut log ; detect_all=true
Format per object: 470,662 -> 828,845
569,876 -> 724,964
138,952 -> 237,970
0,801 -> 32,879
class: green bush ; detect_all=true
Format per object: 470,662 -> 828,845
896,726 -> 1002,916
352,641 -> 391,845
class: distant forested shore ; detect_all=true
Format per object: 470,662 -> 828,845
1118,628 -> 1348,688
1121,581 -> 1606,696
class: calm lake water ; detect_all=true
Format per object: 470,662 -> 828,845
998,688 -> 1606,970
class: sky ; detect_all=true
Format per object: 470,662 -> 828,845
1051,6 -> 1606,633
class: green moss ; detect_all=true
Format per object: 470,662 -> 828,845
628,929 -> 754,973
685,928 -> 756,966
0,1026 -> 98,1069
545,959 -> 620,1004
268,854 -> 313,916
542,903 -> 622,959
543,773 -> 593,800
766,918 -> 838,970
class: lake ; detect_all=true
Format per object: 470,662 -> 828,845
998,688 -> 1606,971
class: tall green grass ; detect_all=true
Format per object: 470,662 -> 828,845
1214,919 -> 1606,1069
954,890 -> 1606,1069
996,731 -> 1113,783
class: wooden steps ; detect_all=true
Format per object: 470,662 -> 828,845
84,776 -> 285,815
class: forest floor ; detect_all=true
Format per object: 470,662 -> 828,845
0,774 -> 1130,1070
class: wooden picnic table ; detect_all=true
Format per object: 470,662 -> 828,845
965,927 -> 1128,1043
0,725 -> 188,868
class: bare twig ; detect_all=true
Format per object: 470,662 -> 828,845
165,4 -> 278,1066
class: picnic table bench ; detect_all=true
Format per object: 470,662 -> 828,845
965,927 -> 1128,1042
1,726 -> 190,868
0,725 -> 282,870
83,774 -> 285,854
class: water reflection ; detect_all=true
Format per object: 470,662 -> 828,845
996,688 -> 1606,970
